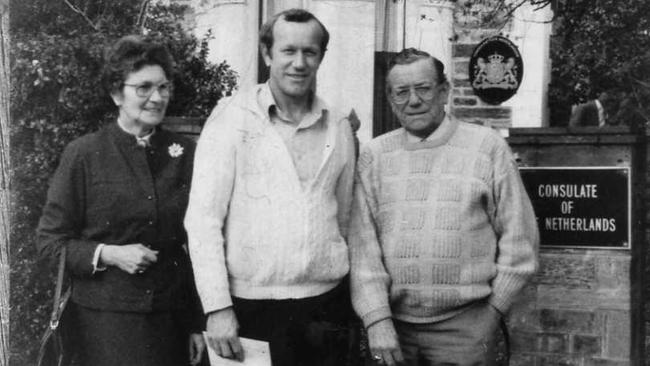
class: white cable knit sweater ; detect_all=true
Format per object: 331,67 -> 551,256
350,115 -> 539,327
185,84 -> 356,313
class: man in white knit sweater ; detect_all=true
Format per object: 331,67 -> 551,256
184,8 -> 356,366
349,48 -> 539,366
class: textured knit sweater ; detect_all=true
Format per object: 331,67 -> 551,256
349,115 -> 538,327
184,84 -> 356,314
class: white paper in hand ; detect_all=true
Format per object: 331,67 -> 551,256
202,332 -> 271,366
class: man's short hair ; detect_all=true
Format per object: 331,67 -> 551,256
386,48 -> 448,94
259,8 -> 330,56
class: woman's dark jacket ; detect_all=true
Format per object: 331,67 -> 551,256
37,122 -> 203,331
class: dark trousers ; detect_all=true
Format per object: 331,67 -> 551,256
233,281 -> 354,366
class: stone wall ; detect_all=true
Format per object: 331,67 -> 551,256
162,117 -> 203,139
507,128 -> 646,366
645,129 -> 650,363
510,251 -> 634,365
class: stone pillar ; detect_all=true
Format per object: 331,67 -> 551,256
191,0 -> 260,89
404,0 -> 454,77
504,3 -> 553,128
507,127 -> 646,366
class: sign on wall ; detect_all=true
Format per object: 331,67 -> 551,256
519,167 -> 631,249
469,36 -> 523,105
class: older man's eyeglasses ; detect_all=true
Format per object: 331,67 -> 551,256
389,84 -> 437,104
124,81 -> 173,98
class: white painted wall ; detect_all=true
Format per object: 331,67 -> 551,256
404,0 -> 454,78
191,0 -> 260,90
503,3 -> 553,127
309,0 -> 376,142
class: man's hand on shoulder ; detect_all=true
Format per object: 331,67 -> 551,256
367,318 -> 404,366
206,307 -> 244,361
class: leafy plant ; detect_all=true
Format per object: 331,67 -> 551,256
548,0 -> 650,126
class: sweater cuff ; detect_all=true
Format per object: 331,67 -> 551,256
201,295 -> 233,315
487,293 -> 511,316
360,306 -> 393,329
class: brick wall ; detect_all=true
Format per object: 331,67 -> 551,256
450,31 -> 512,129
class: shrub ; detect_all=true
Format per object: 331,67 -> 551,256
548,0 -> 650,126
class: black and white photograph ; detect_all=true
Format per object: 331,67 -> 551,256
4,0 -> 650,365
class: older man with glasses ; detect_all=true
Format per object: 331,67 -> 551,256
349,48 -> 539,366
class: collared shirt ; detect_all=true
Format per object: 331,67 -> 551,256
116,119 -> 156,147
257,84 -> 327,187
135,129 -> 155,147
405,114 -> 450,143
185,83 -> 356,313
595,99 -> 606,126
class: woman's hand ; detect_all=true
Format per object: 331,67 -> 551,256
99,244 -> 158,274
189,333 -> 206,365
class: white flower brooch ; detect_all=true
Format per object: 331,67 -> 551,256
168,143 -> 184,158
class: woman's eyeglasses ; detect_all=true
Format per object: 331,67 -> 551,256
123,81 -> 173,98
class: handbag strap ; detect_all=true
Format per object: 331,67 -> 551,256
500,317 -> 510,365
49,246 -> 69,330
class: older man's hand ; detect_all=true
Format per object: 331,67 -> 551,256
367,318 -> 404,366
206,307 -> 244,361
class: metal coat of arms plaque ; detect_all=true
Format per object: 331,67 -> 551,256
469,36 -> 523,105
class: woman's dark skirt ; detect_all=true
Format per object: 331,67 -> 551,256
71,303 -> 189,366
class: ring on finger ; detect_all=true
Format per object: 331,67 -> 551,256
372,354 -> 382,361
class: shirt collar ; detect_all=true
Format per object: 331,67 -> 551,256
112,120 -> 157,148
257,82 -> 327,130
136,129 -> 155,147
405,114 -> 450,143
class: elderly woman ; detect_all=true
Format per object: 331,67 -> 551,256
37,35 -> 205,366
